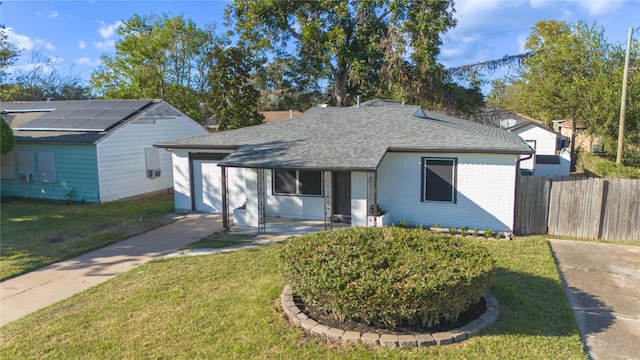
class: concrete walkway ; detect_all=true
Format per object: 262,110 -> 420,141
1,213 -> 223,326
548,240 -> 640,360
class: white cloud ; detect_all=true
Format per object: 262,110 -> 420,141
36,10 -> 60,19
3,27 -> 56,52
98,20 -> 123,39
73,57 -> 99,66
517,33 -> 529,53
78,40 -> 86,49
93,40 -> 115,50
571,0 -> 622,16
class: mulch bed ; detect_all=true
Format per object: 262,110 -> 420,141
292,294 -> 486,335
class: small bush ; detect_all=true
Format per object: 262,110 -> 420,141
460,226 -> 469,234
280,227 -> 495,328
473,228 -> 479,237
484,229 -> 494,238
449,226 -> 456,234
398,220 -> 409,228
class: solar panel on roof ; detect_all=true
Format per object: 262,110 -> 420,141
14,100 -> 154,132
36,110 -> 77,119
55,100 -> 95,110
65,109 -> 107,119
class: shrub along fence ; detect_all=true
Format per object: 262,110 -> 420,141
515,176 -> 640,242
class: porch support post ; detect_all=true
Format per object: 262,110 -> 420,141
257,168 -> 266,233
367,171 -> 377,227
324,171 -> 332,230
221,165 -> 229,231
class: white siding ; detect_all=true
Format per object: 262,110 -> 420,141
377,152 -> 518,232
351,172 -> 368,226
96,115 -> 208,202
264,170 -> 325,220
516,125 -> 557,155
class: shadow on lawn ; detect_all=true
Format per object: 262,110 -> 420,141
489,267 -> 615,338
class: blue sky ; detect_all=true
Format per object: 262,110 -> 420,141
2,0 -> 639,93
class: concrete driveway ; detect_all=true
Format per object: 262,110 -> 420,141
548,240 -> 640,360
1,213 -> 222,326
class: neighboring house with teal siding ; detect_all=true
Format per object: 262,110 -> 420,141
1,100 -> 209,203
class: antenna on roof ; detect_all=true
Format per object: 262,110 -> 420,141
500,118 -> 517,130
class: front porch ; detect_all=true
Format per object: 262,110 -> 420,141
221,168 -> 385,233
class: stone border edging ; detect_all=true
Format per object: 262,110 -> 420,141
281,285 -> 499,348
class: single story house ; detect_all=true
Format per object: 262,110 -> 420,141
1,99 -> 209,203
157,101 -> 533,233
473,108 -> 570,177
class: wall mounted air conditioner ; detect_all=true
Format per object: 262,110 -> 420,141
147,169 -> 161,178
18,173 -> 34,182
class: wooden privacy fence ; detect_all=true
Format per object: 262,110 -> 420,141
515,176 -> 640,242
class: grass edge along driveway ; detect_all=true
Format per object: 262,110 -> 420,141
0,195 -> 175,281
0,237 -> 587,359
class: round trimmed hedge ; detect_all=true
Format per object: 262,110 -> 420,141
280,226 -> 495,328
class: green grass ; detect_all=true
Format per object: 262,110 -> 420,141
0,195 -> 175,281
0,237 -> 587,359
179,231 -> 255,250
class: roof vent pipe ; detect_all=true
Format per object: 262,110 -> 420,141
289,110 -> 293,119
357,95 -> 361,107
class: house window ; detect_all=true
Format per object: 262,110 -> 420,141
17,150 -> 34,181
1,152 -> 16,179
273,169 -> 322,196
38,151 -> 57,183
145,147 -> 161,178
422,157 -> 457,203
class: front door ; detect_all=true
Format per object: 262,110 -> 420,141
333,171 -> 351,216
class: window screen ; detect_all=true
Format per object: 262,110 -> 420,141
423,158 -> 456,203
1,153 -> 16,179
273,169 -> 322,196
17,150 -> 34,175
38,151 -> 56,183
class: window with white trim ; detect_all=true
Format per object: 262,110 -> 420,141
422,157 -> 457,203
38,151 -> 56,183
273,169 -> 322,196
145,147 -> 161,178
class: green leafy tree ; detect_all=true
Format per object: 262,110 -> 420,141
91,14 -> 220,123
1,116 -> 14,155
500,20 -> 639,161
206,46 -> 264,130
226,0 -> 456,108
0,26 -> 21,83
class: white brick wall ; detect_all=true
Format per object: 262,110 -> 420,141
377,152 -> 518,232
351,172 -> 368,226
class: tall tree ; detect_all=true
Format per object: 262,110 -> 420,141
206,46 -> 265,130
0,26 -> 21,83
226,0 -> 456,108
1,116 -> 14,155
516,20 -> 639,159
91,14 -> 219,123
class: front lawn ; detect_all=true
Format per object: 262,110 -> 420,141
0,237 -> 587,359
0,195 -> 175,281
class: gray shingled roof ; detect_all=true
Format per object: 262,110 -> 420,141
158,105 -> 533,171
